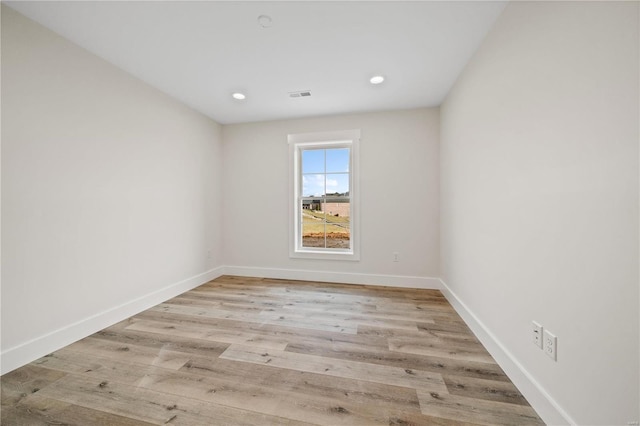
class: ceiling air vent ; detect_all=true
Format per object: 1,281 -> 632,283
289,90 -> 311,98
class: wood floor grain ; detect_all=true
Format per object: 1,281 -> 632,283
1,275 -> 544,425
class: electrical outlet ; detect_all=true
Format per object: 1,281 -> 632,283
393,252 -> 399,262
543,329 -> 557,361
532,321 -> 543,348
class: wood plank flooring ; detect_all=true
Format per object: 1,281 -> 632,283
1,275 -> 544,425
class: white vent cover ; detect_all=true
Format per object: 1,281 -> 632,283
289,90 -> 311,98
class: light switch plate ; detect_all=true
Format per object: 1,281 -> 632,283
532,321 -> 543,349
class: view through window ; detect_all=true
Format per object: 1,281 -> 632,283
300,147 -> 351,249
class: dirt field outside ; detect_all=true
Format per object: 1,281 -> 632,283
302,233 -> 350,249
302,210 -> 350,248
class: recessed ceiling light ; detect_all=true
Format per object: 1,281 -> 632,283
232,92 -> 246,100
257,15 -> 273,28
370,75 -> 385,85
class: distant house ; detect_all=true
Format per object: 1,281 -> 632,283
302,192 -> 349,213
302,200 -> 322,210
302,197 -> 350,217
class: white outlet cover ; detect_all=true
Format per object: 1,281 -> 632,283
543,329 -> 557,361
532,321 -> 543,348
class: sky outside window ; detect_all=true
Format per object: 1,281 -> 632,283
302,148 -> 350,197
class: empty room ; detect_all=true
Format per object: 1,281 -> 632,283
1,1 -> 638,425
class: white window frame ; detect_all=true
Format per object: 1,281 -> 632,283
288,129 -> 360,261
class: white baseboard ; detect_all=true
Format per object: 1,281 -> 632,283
438,278 -> 576,426
0,266 -> 224,375
224,265 -> 441,289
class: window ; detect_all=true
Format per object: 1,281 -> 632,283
289,130 -> 360,260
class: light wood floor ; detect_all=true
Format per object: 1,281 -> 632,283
1,275 -> 544,425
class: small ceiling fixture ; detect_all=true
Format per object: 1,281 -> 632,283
370,75 -> 385,85
257,14 -> 273,28
289,90 -> 311,98
232,92 -> 246,100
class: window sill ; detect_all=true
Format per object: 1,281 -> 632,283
290,249 -> 360,261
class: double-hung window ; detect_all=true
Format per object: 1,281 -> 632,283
289,130 -> 360,260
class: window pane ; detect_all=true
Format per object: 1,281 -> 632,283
301,210 -> 325,247
326,148 -> 349,173
325,173 -> 349,196
302,174 -> 325,197
325,200 -> 350,248
302,149 -> 325,174
301,204 -> 350,249
302,205 -> 326,221
323,200 -> 350,222
326,222 -> 350,249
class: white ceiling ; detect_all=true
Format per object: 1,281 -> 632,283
5,1 -> 507,124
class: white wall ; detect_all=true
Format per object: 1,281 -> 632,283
1,6 -> 224,373
222,109 -> 439,287
440,2 -> 639,424
5,3 -> 638,423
